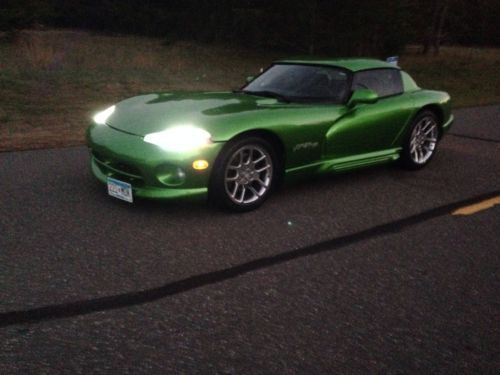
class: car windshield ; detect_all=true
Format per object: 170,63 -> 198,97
242,64 -> 350,103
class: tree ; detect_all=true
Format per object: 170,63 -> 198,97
422,0 -> 450,55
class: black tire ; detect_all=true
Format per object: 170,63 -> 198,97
400,110 -> 440,170
209,136 -> 278,212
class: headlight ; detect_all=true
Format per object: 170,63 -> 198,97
93,105 -> 115,125
143,126 -> 211,152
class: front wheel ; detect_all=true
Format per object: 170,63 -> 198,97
209,137 -> 277,211
400,111 -> 440,170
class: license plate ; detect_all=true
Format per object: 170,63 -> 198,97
107,177 -> 133,203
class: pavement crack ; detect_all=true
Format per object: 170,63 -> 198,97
1,189 -> 499,328
448,133 -> 500,143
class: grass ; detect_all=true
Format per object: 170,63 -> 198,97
0,30 -> 498,152
400,45 -> 500,108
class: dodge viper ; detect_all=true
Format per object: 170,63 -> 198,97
87,58 -> 453,211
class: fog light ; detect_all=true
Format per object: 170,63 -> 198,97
157,164 -> 186,186
192,160 -> 209,170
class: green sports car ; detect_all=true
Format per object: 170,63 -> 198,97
87,58 -> 453,211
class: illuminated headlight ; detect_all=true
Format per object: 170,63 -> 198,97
144,126 -> 211,152
93,105 -> 115,125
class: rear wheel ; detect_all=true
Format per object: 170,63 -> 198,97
401,110 -> 440,169
209,137 -> 277,211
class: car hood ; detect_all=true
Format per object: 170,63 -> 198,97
106,91 -> 294,139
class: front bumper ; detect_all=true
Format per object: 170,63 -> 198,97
87,124 -> 225,200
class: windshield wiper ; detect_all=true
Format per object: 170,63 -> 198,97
238,90 -> 290,103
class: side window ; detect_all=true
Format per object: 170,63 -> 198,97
352,69 -> 403,97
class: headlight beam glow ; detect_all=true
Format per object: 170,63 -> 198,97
144,126 -> 211,152
93,105 -> 116,125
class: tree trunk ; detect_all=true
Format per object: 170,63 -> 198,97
433,0 -> 449,55
308,0 -> 318,55
422,1 -> 440,55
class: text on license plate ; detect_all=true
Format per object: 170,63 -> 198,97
107,177 -> 133,203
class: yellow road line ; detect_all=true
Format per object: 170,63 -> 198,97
452,196 -> 500,216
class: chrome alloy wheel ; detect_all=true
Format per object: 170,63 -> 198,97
409,116 -> 439,164
224,145 -> 273,204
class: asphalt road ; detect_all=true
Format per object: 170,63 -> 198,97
1,105 -> 499,373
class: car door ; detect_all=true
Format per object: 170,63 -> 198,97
325,68 -> 415,159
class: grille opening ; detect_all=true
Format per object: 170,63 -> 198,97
92,151 -> 144,186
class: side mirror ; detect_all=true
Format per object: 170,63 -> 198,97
246,75 -> 255,83
347,89 -> 378,108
